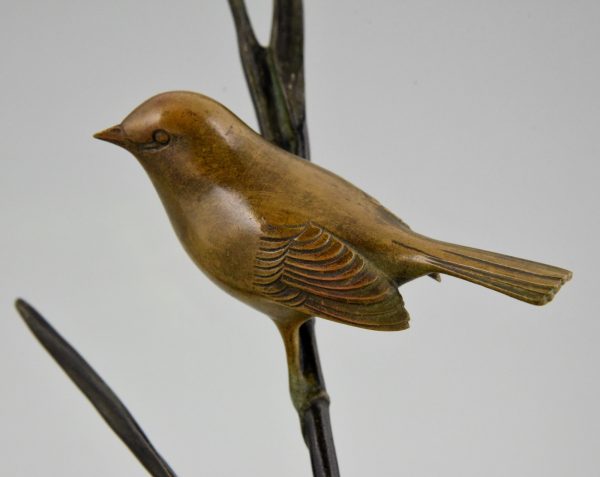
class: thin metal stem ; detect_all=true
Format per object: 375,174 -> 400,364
14,299 -> 177,477
228,2 -> 340,475
229,0 -> 309,159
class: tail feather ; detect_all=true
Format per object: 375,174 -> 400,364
399,241 -> 572,305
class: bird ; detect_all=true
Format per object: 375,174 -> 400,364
95,91 -> 571,408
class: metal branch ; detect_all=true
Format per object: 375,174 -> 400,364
229,0 -> 309,159
228,2 -> 339,475
14,299 -> 177,477
296,320 -> 339,476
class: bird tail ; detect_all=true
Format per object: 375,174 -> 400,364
397,239 -> 572,305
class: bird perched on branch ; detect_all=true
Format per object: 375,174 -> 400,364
95,91 -> 572,409
95,91 -> 571,338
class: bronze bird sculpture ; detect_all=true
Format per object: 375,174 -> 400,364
95,91 -> 571,409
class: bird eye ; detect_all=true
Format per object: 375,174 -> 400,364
152,129 -> 170,145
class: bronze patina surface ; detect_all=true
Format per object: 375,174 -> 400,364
95,91 -> 572,408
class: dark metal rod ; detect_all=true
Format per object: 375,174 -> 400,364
14,299 -> 177,477
297,320 -> 339,476
228,2 -> 340,475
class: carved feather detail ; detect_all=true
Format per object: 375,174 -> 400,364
254,223 -> 409,330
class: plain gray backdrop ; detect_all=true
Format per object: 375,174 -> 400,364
1,1 -> 598,475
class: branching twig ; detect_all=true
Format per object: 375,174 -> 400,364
14,299 -> 177,477
228,2 -> 340,476
229,0 -> 309,159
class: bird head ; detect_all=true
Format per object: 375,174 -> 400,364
94,91 -> 246,170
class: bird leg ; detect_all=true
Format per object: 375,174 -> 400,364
275,318 -> 340,477
276,318 -> 328,412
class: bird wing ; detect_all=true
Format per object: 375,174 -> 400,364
253,222 -> 409,330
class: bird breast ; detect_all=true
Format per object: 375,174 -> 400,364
160,182 -> 263,294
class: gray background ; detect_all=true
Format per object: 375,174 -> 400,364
1,1 -> 598,475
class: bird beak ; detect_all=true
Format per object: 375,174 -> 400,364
94,125 -> 128,148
